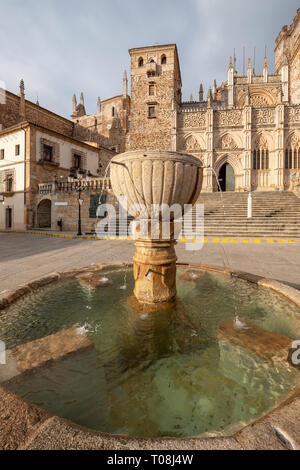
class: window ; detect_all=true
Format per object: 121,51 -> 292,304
73,154 -> 82,169
43,144 -> 53,162
6,174 -> 13,192
253,138 -> 269,170
285,138 -> 300,169
285,148 -> 300,169
0,149 -> 4,160
138,57 -> 144,67
148,106 -> 156,118
149,85 -> 155,96
112,106 -> 116,117
161,55 -> 167,65
15,144 -> 20,156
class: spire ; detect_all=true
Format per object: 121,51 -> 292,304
190,93 -> 194,102
207,88 -> 212,108
19,79 -> 25,96
213,79 -> 217,99
228,56 -> 234,70
19,79 -> 25,120
247,58 -> 252,84
263,56 -> 268,83
123,70 -> 128,97
80,92 -> 84,106
199,83 -> 203,101
97,96 -> 101,113
72,94 -> 77,112
36,96 -> 40,106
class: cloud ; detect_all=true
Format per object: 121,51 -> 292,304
0,0 -> 299,116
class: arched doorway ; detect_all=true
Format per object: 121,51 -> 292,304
37,199 -> 51,228
218,163 -> 235,192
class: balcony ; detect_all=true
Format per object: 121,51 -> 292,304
146,61 -> 157,77
38,177 -> 112,195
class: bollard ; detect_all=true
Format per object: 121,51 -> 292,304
247,192 -> 252,219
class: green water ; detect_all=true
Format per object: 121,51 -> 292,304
1,267 -> 300,438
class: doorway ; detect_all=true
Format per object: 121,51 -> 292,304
37,199 -> 51,228
5,208 -> 12,229
218,163 -> 235,192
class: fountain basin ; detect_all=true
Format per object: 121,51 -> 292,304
0,263 -> 300,450
110,150 -> 203,218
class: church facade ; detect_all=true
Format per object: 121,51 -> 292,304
73,9 -> 300,193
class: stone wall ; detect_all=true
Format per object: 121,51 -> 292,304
37,189 -> 117,233
126,45 -> 181,151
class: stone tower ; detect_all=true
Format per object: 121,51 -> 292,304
126,44 -> 182,151
275,8 -> 300,104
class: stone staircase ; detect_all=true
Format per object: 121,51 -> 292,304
189,191 -> 300,238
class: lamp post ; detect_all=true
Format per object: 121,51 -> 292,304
68,169 -> 92,237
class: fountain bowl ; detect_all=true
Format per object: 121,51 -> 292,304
110,150 -> 203,219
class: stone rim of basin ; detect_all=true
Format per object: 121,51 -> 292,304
0,262 -> 300,448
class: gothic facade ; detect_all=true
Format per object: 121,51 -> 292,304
122,9 -> 300,193
69,8 -> 300,193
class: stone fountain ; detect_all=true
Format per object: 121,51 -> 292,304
110,150 -> 203,307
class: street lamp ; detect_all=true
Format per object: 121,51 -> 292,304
68,168 -> 85,236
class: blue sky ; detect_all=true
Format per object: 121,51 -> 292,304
0,0 -> 299,118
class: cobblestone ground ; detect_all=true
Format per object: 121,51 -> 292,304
1,233 -> 300,292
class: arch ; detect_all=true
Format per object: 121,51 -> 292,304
252,132 -> 274,151
218,133 -> 239,150
214,153 -> 243,176
218,162 -> 235,192
182,134 -> 202,151
237,89 -> 276,107
161,54 -> 167,65
138,57 -> 144,67
37,199 -> 51,228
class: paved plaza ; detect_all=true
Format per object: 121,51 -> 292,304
1,232 -> 300,293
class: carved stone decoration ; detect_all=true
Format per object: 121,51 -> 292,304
179,112 -> 206,128
220,134 -> 238,150
253,109 -> 275,125
289,134 -> 300,148
251,94 -> 270,107
215,110 -> 242,127
286,107 -> 300,123
255,136 -> 268,149
183,135 -> 201,151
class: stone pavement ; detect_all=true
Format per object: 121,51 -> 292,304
1,232 -> 300,292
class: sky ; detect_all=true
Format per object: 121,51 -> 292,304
0,0 -> 299,119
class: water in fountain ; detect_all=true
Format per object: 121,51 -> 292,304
209,166 -> 242,325
1,266 -> 300,438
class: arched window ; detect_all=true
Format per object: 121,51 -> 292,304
285,136 -> 300,169
112,106 -> 115,117
138,57 -> 144,67
161,55 -> 167,65
253,137 -> 269,170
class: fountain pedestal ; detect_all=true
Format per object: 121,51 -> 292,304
133,237 -> 177,305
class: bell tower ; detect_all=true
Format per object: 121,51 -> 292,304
126,44 -> 182,151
